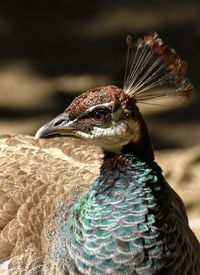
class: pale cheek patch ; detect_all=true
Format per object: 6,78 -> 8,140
75,122 -> 128,140
75,119 -> 141,152
91,121 -> 127,138
91,122 -> 127,139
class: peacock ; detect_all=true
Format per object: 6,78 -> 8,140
0,32 -> 200,274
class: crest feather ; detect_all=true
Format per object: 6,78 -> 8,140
123,32 -> 193,102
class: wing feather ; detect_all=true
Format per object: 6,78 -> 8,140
0,135 -> 103,274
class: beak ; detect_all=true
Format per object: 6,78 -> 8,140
35,112 -> 75,139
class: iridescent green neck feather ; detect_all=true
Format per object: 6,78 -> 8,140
50,153 -> 196,274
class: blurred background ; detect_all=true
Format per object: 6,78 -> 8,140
0,1 -> 199,238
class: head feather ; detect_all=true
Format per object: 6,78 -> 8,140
123,32 -> 193,102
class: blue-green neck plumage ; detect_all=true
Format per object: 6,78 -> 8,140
52,148 -> 191,274
52,115 -> 198,274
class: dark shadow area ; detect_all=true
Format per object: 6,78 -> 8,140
0,91 -> 76,118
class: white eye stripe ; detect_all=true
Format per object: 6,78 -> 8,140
77,102 -> 114,119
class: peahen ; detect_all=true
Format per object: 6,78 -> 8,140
0,33 -> 200,274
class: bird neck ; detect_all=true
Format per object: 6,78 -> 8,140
94,153 -> 162,198
61,153 -> 175,273
124,113 -> 155,164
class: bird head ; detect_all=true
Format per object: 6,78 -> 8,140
35,33 -> 193,156
35,86 -> 142,153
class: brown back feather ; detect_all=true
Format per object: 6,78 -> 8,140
0,135 -> 103,274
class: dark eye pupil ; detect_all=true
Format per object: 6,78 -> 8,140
91,108 -> 112,124
84,108 -> 111,124
94,111 -> 104,119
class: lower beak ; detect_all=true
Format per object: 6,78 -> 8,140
35,113 -> 74,139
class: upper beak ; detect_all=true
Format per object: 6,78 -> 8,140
35,112 -> 74,139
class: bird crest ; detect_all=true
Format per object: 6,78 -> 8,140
123,32 -> 193,102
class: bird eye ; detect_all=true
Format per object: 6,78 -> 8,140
94,110 -> 105,120
90,108 -> 111,125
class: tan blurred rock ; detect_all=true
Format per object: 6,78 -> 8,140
156,145 -> 200,240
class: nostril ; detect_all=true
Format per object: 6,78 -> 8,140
53,118 -> 66,127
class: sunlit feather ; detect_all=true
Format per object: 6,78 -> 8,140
123,32 -> 193,102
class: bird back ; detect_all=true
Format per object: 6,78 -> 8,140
0,135 -> 103,274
